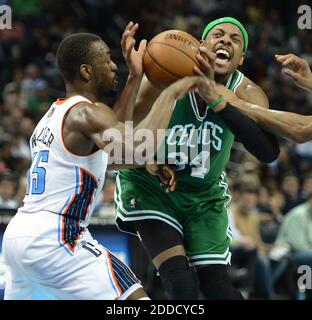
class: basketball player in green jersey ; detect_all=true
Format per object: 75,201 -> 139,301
114,17 -> 280,299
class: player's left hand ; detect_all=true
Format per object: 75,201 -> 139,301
145,164 -> 177,192
121,21 -> 147,78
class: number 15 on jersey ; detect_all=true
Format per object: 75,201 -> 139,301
26,150 -> 49,195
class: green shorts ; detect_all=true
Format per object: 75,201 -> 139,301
114,170 -> 233,266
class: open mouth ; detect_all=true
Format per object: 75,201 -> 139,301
215,49 -> 231,66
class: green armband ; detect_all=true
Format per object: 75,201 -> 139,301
209,95 -> 224,109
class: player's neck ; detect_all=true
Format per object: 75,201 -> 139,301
215,73 -> 231,85
65,83 -> 98,103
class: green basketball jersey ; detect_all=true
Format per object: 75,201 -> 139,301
121,70 -> 244,192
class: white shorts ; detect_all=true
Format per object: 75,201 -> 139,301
2,212 -> 142,300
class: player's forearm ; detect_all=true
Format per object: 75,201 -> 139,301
301,74 -> 312,91
113,74 -> 142,121
135,90 -> 175,133
104,77 -> 198,165
133,90 -> 175,159
215,104 -> 280,163
233,98 -> 312,143
135,77 -> 196,143
295,71 -> 312,91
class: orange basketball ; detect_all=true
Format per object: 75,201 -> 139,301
143,30 -> 201,89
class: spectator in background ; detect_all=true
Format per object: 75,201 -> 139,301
10,134 -> 31,173
19,117 -> 35,140
280,173 -> 304,215
270,144 -> 298,183
1,82 -> 22,114
270,192 -> 285,222
229,212 -> 258,299
11,132 -> 31,161
275,193 -> 312,268
230,185 -> 284,299
20,64 -> 42,99
0,141 -> 14,172
27,79 -> 54,120
257,186 -> 283,244
274,193 -> 312,299
0,172 -> 18,210
301,174 -> 312,202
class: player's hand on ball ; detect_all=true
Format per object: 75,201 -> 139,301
194,45 -> 216,79
121,21 -> 147,78
275,53 -> 312,92
145,164 -> 177,192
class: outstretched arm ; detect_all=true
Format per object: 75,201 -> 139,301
72,76 -> 204,168
218,85 -> 312,143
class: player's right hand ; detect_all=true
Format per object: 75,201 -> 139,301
194,45 -> 216,79
145,164 -> 177,192
275,53 -> 312,92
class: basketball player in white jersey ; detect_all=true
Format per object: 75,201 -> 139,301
1,22 -> 213,300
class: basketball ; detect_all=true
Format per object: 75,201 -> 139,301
143,30 -> 201,88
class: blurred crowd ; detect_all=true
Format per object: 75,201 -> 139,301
0,0 -> 311,299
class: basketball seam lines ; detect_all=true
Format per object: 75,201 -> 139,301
149,41 -> 199,65
146,49 -> 180,79
146,42 -> 198,78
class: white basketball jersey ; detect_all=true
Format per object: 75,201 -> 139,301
17,95 -> 107,252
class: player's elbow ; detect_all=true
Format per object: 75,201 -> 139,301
255,146 -> 280,163
265,146 -> 280,163
292,134 -> 307,144
256,135 -> 280,163
293,126 -> 311,144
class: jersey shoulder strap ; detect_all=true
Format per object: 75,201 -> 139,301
227,70 -> 244,92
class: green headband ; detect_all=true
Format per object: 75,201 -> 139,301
201,17 -> 249,52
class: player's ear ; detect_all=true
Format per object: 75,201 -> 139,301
238,52 -> 245,66
80,64 -> 92,82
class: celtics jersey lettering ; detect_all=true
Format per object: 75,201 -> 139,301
122,70 -> 244,191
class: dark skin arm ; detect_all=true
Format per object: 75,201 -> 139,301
218,83 -> 312,143
63,76 -> 205,169
132,75 -> 162,126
